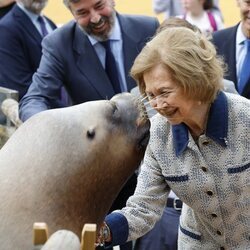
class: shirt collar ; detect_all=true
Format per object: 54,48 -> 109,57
17,2 -> 40,22
236,22 -> 248,45
88,14 -> 121,46
172,91 -> 228,156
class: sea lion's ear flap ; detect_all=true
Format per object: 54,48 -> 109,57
86,127 -> 96,139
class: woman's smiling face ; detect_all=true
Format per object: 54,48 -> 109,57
144,64 -> 199,125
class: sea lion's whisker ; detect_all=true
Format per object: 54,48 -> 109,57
146,106 -> 157,113
140,95 -> 148,102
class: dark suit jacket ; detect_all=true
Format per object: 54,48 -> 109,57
19,14 -> 159,121
212,24 -> 250,99
0,1 -> 15,19
0,4 -> 57,99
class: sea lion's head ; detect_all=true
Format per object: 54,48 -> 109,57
84,92 -> 150,154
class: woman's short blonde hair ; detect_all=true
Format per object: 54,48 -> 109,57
131,27 -> 225,103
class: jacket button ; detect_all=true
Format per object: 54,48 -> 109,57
207,190 -> 213,196
211,213 -> 217,218
202,140 -> 209,145
201,166 -> 207,172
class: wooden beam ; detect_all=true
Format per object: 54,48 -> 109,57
81,224 -> 97,250
33,222 -> 49,246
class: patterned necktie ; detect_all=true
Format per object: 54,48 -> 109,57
37,16 -> 48,37
238,39 -> 250,94
100,40 -> 121,94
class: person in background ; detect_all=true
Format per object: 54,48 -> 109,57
152,0 -> 183,19
152,0 -> 223,22
0,0 -> 15,19
97,26 -> 250,249
133,17 -> 237,250
178,0 -> 224,36
0,0 -> 57,100
212,0 -> 250,99
19,0 -> 159,249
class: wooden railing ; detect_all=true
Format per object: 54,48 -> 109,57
33,222 -> 97,250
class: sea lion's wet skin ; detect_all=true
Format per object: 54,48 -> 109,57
0,93 -> 150,249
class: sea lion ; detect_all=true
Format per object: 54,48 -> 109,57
0,93 -> 150,249
40,230 -> 81,250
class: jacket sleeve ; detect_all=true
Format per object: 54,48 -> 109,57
19,34 -> 66,121
105,143 -> 170,246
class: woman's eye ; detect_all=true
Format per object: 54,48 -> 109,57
162,92 -> 169,97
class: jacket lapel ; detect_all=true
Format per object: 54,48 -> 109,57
73,24 -> 115,99
222,25 -> 238,84
45,17 -> 57,31
242,78 -> 250,99
225,24 -> 250,97
13,5 -> 42,45
118,15 -> 146,91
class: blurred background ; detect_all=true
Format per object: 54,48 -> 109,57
44,0 -> 240,27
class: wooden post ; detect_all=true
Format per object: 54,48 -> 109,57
33,222 -> 49,246
81,224 -> 97,250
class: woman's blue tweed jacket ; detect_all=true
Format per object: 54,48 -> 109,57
106,91 -> 250,250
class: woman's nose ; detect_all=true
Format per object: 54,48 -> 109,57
150,96 -> 168,109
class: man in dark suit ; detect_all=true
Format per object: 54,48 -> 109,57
19,1 -> 159,249
0,0 -> 15,19
212,0 -> 250,99
0,0 -> 57,100
20,0 -> 158,121
19,0 -> 159,121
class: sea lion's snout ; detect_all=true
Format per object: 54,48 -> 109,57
110,93 -> 151,150
110,93 -> 148,121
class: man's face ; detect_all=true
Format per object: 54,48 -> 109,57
237,0 -> 250,37
69,0 -> 116,41
20,0 -> 48,14
181,0 -> 203,13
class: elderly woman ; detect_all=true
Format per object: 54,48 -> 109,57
97,27 -> 250,249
